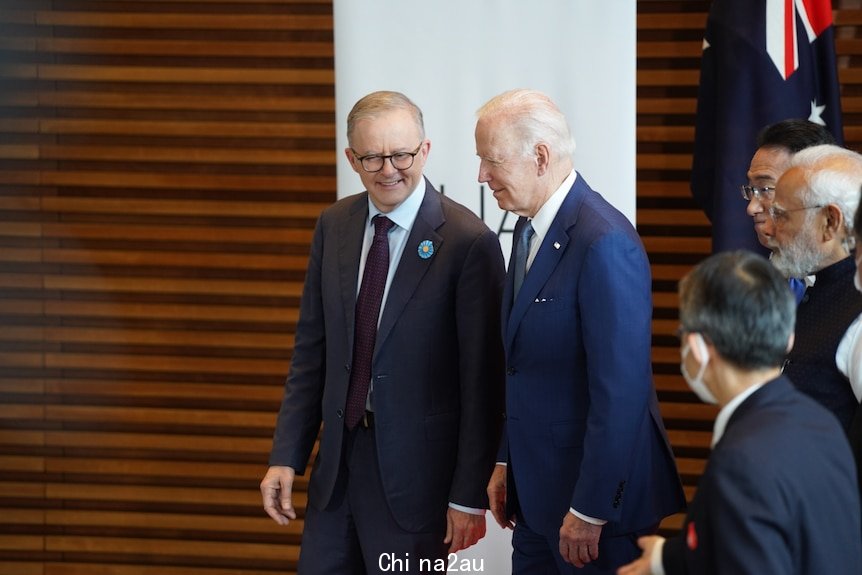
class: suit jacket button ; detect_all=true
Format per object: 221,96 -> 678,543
336,409 -> 344,418
506,367 -> 516,375
344,364 -> 350,372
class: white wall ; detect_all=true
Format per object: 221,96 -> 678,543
333,2 -> 636,572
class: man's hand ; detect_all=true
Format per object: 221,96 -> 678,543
617,535 -> 663,575
559,511 -> 603,568
444,508 -> 486,553
260,465 -> 297,525
487,464 -> 514,529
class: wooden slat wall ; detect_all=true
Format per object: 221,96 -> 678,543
3,1 -> 862,573
637,1 -> 714,534
0,1 -> 333,573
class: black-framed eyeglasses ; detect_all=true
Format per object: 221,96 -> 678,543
740,185 -> 776,202
767,204 -> 825,223
351,143 -> 423,173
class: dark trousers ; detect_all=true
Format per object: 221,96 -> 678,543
511,512 -> 656,575
297,425 -> 448,575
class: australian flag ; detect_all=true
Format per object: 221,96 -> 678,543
691,0 -> 843,253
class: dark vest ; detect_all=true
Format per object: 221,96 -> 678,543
784,256 -> 862,431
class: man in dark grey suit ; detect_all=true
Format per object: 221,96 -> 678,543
260,91 -> 505,573
618,251 -> 861,575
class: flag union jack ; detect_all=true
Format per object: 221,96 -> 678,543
766,0 -> 833,80
690,0 -> 843,253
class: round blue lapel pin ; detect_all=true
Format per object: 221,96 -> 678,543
418,240 -> 434,259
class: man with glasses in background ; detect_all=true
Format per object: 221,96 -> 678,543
260,91 -> 506,573
765,144 -> 862,433
741,119 -> 835,254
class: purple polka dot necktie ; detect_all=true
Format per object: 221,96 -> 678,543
345,215 -> 395,429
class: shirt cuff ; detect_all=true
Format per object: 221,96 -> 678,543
449,503 -> 485,515
650,537 -> 666,575
569,508 -> 607,525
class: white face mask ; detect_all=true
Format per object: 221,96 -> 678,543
680,333 -> 717,405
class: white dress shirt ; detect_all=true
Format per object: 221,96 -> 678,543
358,179 -> 425,312
836,313 -> 862,402
523,170 -> 577,272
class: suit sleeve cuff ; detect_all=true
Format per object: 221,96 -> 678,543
449,503 -> 485,515
569,508 -> 607,525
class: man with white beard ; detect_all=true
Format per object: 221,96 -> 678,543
768,144 -> 862,432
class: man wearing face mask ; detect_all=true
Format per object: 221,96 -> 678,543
617,251 -> 862,575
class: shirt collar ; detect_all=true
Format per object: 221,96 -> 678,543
528,170 -> 577,243
711,381 -> 768,447
367,177 -> 426,231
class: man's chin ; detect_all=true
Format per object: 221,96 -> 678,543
758,235 -> 779,250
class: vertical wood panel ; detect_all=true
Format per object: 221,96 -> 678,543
637,0 -> 713,534
0,1 -> 333,573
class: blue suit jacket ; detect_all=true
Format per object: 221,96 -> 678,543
270,180 -> 506,533
663,376 -> 862,575
501,173 -> 685,536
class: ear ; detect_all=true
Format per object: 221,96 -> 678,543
345,148 -> 361,174
786,332 -> 795,354
822,204 -> 845,241
417,139 -> 432,165
686,332 -> 710,364
535,143 -> 550,176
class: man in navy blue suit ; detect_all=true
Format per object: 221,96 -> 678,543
475,89 -> 685,574
618,251 -> 862,575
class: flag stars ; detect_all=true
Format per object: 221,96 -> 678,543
809,100 -> 826,125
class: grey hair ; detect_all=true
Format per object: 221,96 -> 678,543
679,251 -> 795,370
347,91 -> 425,145
788,144 -> 862,250
476,89 -> 576,159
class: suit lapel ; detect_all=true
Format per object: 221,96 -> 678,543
375,180 -> 444,357
505,177 -> 587,351
338,195 -> 370,353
